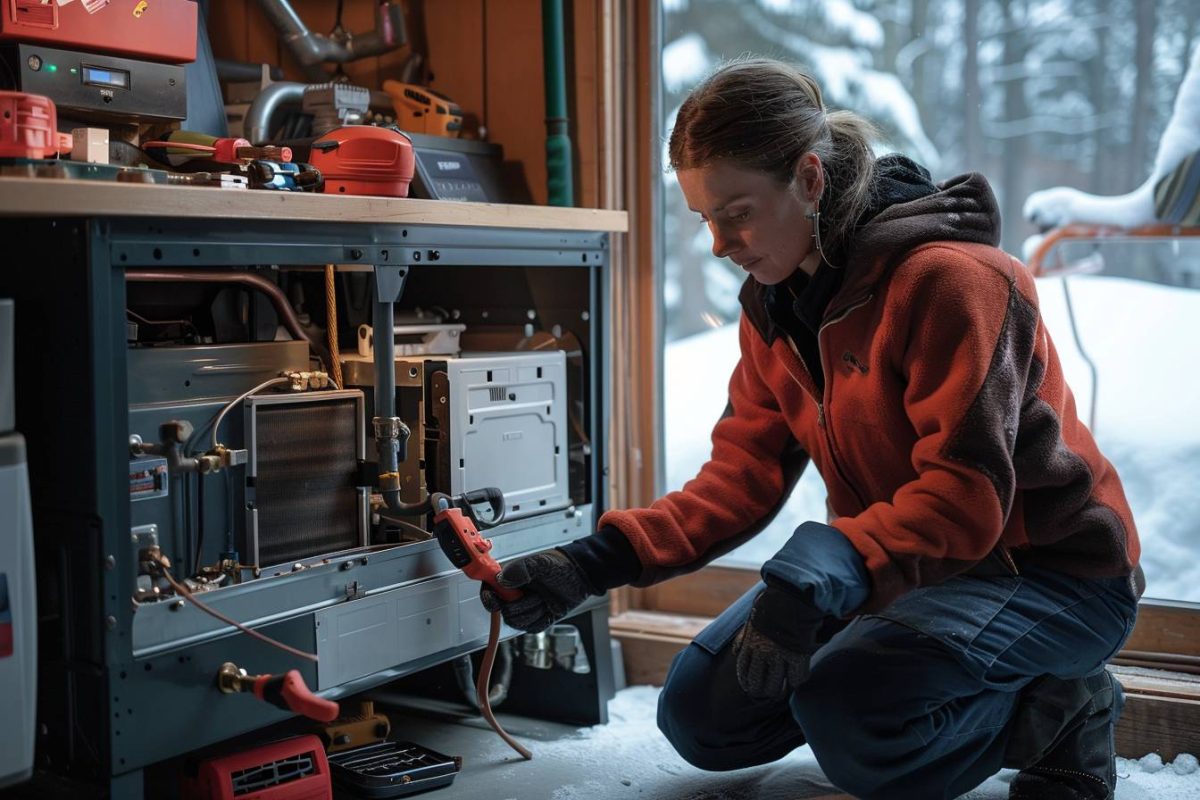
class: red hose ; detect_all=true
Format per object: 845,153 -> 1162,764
477,611 -> 532,760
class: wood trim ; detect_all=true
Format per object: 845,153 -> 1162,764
603,0 -> 659,615
638,565 -> 759,616
1123,600 -> 1200,659
613,610 -> 1200,760
635,566 -> 1200,665
1116,690 -> 1200,761
0,178 -> 628,230
484,0 -> 548,206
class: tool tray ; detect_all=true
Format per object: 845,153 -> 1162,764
328,740 -> 461,798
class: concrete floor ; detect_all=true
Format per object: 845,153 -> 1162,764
366,689 -> 852,800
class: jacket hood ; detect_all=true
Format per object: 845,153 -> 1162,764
740,158 -> 1002,343
844,168 -> 1002,296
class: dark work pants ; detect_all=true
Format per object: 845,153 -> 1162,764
656,566 -> 1138,800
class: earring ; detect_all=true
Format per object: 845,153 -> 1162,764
806,208 -> 821,251
805,204 -> 842,270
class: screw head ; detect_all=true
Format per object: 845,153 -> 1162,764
104,555 -> 116,570
105,615 -> 117,630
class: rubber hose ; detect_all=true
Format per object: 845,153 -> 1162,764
478,611 -> 532,760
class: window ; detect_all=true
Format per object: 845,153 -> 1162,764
659,0 -> 1200,602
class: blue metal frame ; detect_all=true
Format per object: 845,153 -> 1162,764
0,214 -> 614,799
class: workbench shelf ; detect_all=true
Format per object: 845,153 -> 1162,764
0,185 -> 626,800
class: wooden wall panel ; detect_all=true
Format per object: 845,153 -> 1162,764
572,0 -> 599,209
245,0 -> 283,71
204,1 -> 603,208
423,0 -> 486,135
484,0 -> 548,205
207,0 -> 248,63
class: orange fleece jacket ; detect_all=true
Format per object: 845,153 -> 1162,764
599,173 -> 1140,612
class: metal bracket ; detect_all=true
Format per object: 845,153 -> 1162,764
373,265 -> 409,304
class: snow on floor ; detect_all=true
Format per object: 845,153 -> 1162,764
487,686 -> 1200,800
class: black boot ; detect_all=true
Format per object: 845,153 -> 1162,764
1007,670 -> 1124,799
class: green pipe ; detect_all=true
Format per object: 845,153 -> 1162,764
542,0 -> 575,207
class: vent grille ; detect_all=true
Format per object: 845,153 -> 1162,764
488,386 -> 507,402
230,751 -> 317,796
12,0 -> 58,28
250,397 -> 360,566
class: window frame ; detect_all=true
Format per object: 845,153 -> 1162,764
607,4 -> 1200,726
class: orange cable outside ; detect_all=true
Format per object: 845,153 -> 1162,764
1029,223 -> 1200,276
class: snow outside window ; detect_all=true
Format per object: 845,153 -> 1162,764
659,0 -> 1200,602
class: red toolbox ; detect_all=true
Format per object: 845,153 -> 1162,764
1,0 -> 198,64
181,735 -> 332,800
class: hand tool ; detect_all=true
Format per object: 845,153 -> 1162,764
217,661 -> 340,722
429,490 -> 531,760
380,80 -> 462,137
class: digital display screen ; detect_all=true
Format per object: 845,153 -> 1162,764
81,65 -> 129,89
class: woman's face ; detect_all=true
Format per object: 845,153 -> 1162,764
677,156 -> 822,286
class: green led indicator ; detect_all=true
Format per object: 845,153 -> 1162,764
46,64 -> 57,72
69,67 -> 77,74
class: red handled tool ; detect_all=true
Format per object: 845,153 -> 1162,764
432,503 -> 521,602
429,491 -> 532,760
217,661 -> 340,723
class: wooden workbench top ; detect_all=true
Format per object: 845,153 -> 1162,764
0,177 -> 629,233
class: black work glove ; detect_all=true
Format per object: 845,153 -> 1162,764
479,549 -> 595,633
732,581 -> 826,700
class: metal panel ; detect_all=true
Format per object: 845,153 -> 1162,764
0,300 -> 11,434
130,503 -> 595,656
314,577 -> 455,690
2,215 -> 613,797
447,351 -> 570,520
104,218 -> 608,270
126,342 -> 308,405
0,435 -> 35,788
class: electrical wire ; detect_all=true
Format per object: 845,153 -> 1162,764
150,556 -> 318,663
211,376 -> 290,450
477,611 -> 532,760
1061,277 -> 1100,430
142,140 -> 215,153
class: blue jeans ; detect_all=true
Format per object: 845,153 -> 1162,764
656,566 -> 1138,800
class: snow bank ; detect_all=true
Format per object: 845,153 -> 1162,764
663,275 -> 1200,601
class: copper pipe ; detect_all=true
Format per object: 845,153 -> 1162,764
126,269 -> 315,350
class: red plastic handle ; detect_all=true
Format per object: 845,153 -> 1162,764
434,507 -> 523,602
254,670 -> 340,722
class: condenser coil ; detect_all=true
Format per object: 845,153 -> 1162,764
243,390 -> 368,567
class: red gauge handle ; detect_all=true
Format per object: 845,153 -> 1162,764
254,670 -> 340,722
433,507 -> 523,602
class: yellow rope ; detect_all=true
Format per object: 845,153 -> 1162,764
325,265 -> 344,389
